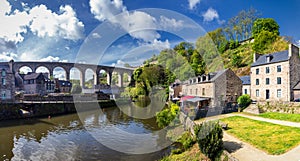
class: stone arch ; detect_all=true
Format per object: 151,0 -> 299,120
85,68 -> 96,89
98,69 -> 108,84
53,66 -> 66,80
35,66 -> 51,78
18,66 -> 33,74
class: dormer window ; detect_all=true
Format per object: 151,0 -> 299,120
266,55 -> 273,63
202,75 -> 206,81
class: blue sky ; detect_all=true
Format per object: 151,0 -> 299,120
1,0 -> 300,68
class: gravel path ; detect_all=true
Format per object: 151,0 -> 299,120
194,113 -> 300,161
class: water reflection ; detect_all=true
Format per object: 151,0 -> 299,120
0,107 -> 175,161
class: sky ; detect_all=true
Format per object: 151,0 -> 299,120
1,0 -> 300,70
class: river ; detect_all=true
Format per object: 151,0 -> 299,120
0,105 -> 176,161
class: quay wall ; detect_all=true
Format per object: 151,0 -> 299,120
0,101 -> 117,121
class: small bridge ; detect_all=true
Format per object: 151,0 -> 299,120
3,60 -> 135,88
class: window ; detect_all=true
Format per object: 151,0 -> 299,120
277,89 -> 282,98
266,78 -> 270,85
256,89 -> 259,97
1,70 -> 6,77
202,88 -> 205,95
190,89 -> 192,95
195,88 -> 198,95
277,77 -> 281,84
1,91 -> 6,99
266,67 -> 270,74
256,79 -> 259,85
256,68 -> 259,75
2,78 -> 5,85
266,89 -> 270,99
244,89 -> 248,94
277,65 -> 281,72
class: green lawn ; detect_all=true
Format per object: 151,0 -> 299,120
259,112 -> 300,123
220,116 -> 300,155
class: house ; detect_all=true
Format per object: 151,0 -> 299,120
181,69 -> 242,108
21,72 -> 53,95
240,76 -> 251,95
54,79 -> 72,93
169,79 -> 182,101
0,62 -> 15,102
250,44 -> 300,102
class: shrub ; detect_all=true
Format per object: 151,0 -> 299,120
156,103 -> 179,128
177,132 -> 196,151
237,94 -> 251,109
196,121 -> 223,161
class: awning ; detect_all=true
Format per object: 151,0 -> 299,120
185,97 -> 209,102
180,96 -> 194,101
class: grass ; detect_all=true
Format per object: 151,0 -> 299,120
259,112 -> 300,123
160,144 -> 209,161
220,116 -> 300,155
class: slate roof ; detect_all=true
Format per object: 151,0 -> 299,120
251,50 -> 289,67
240,76 -> 250,85
23,73 -> 43,80
183,69 -> 228,84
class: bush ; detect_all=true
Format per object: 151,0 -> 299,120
177,132 -> 196,151
237,94 -> 251,109
71,84 -> 82,94
156,103 -> 179,128
196,121 -> 223,161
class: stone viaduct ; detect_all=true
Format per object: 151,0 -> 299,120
3,60 -> 135,88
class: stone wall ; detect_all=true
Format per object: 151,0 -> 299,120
251,61 -> 290,102
288,44 -> 300,101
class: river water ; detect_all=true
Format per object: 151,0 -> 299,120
0,106 -> 176,161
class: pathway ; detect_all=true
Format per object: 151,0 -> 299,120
194,113 -> 300,161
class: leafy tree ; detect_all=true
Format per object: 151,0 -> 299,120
71,84 -> 82,94
252,30 -> 278,53
237,94 -> 251,109
195,121 -> 223,161
252,18 -> 279,38
191,50 -> 206,76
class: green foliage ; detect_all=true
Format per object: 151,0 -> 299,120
196,121 -> 223,161
237,94 -> 251,109
156,103 -> 179,128
252,18 -> 279,38
172,131 -> 196,154
71,84 -> 82,94
231,52 -> 243,68
252,30 -> 278,53
228,40 -> 239,49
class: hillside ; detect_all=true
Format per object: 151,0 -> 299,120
206,36 -> 289,76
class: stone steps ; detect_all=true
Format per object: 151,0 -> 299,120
243,104 -> 260,115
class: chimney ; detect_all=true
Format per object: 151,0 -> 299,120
289,44 -> 299,58
253,53 -> 261,62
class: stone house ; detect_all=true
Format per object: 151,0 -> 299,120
181,69 -> 242,108
169,79 -> 182,101
250,44 -> 300,102
0,62 -> 15,102
240,76 -> 251,95
54,78 -> 72,93
21,73 -> 52,95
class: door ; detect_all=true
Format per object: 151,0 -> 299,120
266,90 -> 270,99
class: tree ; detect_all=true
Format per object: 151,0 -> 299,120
71,84 -> 82,94
252,18 -> 279,38
252,30 -> 278,53
195,121 -> 223,161
237,94 -> 251,109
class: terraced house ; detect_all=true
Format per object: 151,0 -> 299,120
181,69 -> 242,108
250,44 -> 300,102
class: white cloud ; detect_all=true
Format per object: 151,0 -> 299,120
92,32 -> 101,39
0,52 -> 17,61
89,0 -> 160,42
188,0 -> 201,10
0,0 -> 84,43
89,0 -> 126,21
0,1 -> 31,42
151,39 -> 170,49
39,56 -> 68,62
159,16 -> 184,30
29,5 -> 84,40
202,8 -> 219,22
202,8 -> 224,24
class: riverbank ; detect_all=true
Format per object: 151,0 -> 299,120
0,100 -> 117,121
